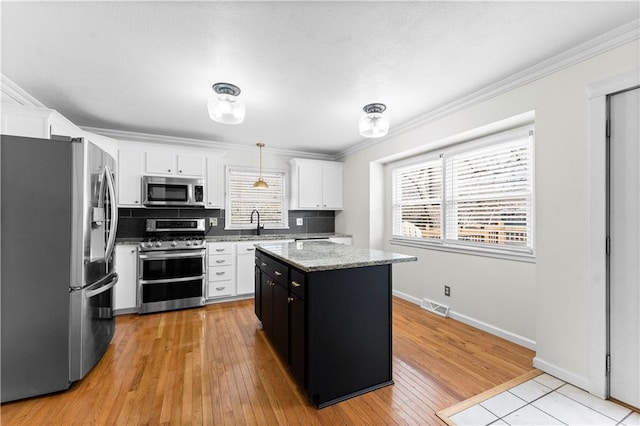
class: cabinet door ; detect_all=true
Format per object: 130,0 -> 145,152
289,293 -> 305,386
322,166 -> 343,209
272,282 -> 289,363
146,151 -> 175,175
237,244 -> 257,295
118,149 -> 144,206
261,274 -> 274,338
206,155 -> 222,208
114,245 -> 138,311
297,164 -> 323,209
254,265 -> 262,320
177,154 -> 203,177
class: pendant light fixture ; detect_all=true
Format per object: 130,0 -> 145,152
254,142 -> 268,188
359,103 -> 390,138
207,82 -> 246,124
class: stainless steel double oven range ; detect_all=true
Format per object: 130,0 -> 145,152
138,218 -> 206,314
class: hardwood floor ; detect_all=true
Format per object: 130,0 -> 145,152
1,297 -> 534,425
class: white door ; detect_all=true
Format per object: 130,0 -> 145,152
609,87 -> 640,409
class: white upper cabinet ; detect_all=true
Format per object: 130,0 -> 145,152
145,151 -> 174,175
205,154 -> 222,208
290,158 -> 343,210
117,143 -> 222,208
177,154 -> 204,177
118,148 -> 144,207
1,103 -> 82,139
145,151 -> 204,177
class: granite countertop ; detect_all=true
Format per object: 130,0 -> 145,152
255,240 -> 417,272
116,233 -> 352,245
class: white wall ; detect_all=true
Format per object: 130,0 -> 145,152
336,40 -> 639,386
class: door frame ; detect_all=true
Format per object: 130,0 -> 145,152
587,69 -> 640,398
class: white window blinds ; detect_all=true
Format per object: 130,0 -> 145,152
392,159 -> 443,240
226,167 -> 287,229
445,135 -> 533,253
391,126 -> 534,256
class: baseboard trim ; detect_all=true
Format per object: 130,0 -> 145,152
533,356 -> 590,391
392,289 -> 536,350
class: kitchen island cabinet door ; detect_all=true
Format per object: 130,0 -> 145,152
260,274 -> 274,338
254,264 -> 262,320
289,293 -> 305,386
272,281 -> 290,363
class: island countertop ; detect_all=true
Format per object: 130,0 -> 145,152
255,240 -> 417,272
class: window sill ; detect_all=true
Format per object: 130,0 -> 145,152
389,238 -> 536,263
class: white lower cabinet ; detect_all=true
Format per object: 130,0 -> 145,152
236,242 -> 259,295
207,242 -> 236,298
114,245 -> 138,312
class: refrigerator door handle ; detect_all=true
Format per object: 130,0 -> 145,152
85,274 -> 118,299
104,165 -> 118,261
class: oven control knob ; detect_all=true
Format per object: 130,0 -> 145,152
171,241 -> 178,247
155,241 -> 162,248
145,242 -> 153,248
186,241 -> 191,246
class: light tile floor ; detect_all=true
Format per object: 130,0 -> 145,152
450,373 -> 640,426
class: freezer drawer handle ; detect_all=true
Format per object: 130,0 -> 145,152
85,276 -> 118,299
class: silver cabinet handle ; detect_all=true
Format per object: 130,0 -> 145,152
216,286 -> 225,291
215,248 -> 225,252
288,297 -> 294,303
246,247 -> 254,251
274,271 -> 282,276
216,259 -> 226,264
291,281 -> 301,288
216,271 -> 225,276
261,262 -> 267,267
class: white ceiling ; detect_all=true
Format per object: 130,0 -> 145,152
1,1 -> 638,156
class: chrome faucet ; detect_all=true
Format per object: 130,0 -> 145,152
250,209 -> 263,235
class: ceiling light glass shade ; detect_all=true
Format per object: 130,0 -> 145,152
207,82 -> 246,124
359,103 -> 389,138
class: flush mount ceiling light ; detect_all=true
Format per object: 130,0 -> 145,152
207,82 -> 246,124
254,142 -> 269,188
359,103 -> 390,138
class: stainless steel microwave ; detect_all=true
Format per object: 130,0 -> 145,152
142,176 -> 205,207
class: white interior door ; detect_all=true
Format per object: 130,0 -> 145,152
609,87 -> 640,408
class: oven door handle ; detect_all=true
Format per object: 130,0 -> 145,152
139,251 -> 206,260
139,274 -> 206,285
85,274 -> 118,299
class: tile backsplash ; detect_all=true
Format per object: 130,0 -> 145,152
116,208 -> 335,239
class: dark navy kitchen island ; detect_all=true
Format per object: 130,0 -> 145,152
254,241 -> 416,408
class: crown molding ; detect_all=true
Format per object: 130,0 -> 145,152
81,126 -> 336,161
337,19 -> 640,159
0,74 -> 46,107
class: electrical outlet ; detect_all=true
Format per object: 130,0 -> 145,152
209,217 -> 218,227
444,285 -> 451,297
296,218 -> 303,226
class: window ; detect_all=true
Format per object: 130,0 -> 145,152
225,167 -> 288,230
391,126 -> 534,257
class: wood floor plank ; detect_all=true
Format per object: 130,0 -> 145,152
0,297 -> 534,425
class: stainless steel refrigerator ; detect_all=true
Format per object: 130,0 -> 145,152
1,134 -> 119,403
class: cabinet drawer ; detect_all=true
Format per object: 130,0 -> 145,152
209,255 -> 233,266
262,256 -> 288,286
290,269 -> 306,300
208,243 -> 235,255
207,280 -> 234,298
208,265 -> 233,282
